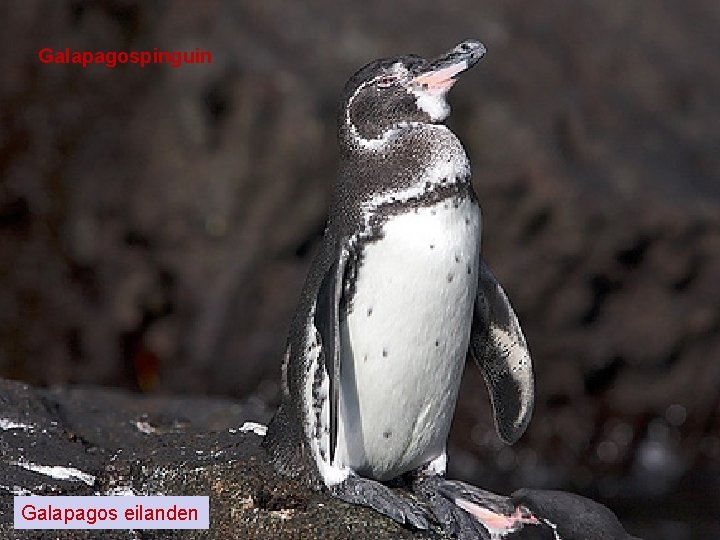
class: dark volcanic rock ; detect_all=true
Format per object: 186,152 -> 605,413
0,379 -> 637,539
0,378 -> 427,539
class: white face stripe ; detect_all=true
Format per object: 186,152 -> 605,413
345,63 -> 409,150
344,63 -> 405,126
344,61 -> 454,150
542,518 -> 563,540
349,121 -> 424,151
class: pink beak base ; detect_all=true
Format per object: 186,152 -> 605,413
411,62 -> 469,92
454,498 -> 540,535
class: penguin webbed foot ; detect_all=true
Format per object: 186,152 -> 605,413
413,476 -> 497,540
331,475 -> 430,530
426,477 -> 515,514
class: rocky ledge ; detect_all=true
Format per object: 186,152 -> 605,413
0,378 -> 636,539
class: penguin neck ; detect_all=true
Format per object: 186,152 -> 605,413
336,124 -> 472,227
342,120 -> 450,153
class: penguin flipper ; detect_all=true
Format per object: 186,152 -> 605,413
314,241 -> 351,464
470,259 -> 534,444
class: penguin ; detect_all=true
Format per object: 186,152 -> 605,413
263,40 -> 535,537
509,489 -> 641,540
432,484 -> 639,539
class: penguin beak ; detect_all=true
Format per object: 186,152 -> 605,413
411,40 -> 486,92
454,499 -> 540,535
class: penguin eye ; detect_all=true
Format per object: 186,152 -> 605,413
376,75 -> 398,88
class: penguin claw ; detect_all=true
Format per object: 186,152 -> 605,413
414,477 -> 492,540
331,476 -> 430,530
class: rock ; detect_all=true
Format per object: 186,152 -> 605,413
0,378 -> 419,539
0,378 -> 635,539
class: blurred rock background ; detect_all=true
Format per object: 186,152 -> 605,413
0,1 -> 718,538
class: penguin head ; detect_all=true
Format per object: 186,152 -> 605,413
339,40 -> 486,148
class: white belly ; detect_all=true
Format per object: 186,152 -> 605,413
335,196 -> 482,480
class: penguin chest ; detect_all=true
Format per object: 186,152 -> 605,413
336,196 -> 482,481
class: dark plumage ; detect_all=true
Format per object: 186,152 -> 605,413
512,489 -> 641,540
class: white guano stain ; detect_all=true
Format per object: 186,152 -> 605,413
0,418 -> 35,431
239,421 -> 267,437
1,485 -> 32,495
12,460 -> 96,486
102,485 -> 136,496
133,420 -> 159,434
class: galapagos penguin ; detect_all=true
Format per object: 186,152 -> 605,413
263,40 -> 535,538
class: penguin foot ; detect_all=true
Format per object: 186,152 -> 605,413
331,475 -> 430,530
413,477 -> 539,539
429,477 -> 515,515
413,476 -> 492,540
